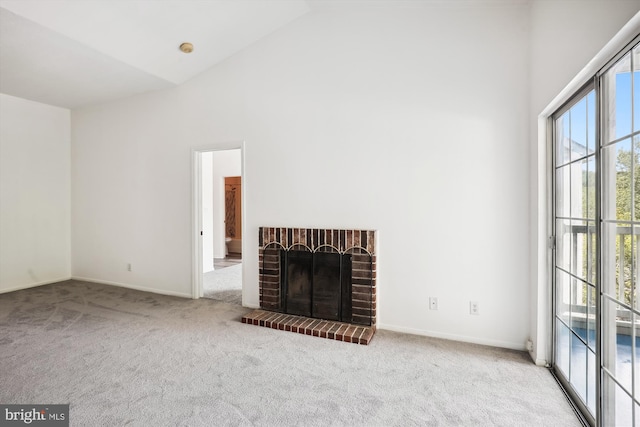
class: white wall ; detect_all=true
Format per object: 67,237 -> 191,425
202,152 -> 214,272
0,93 -> 71,292
72,2 -> 530,349
212,149 -> 241,258
71,88 -> 193,297
70,1 -> 639,350
528,1 -> 639,364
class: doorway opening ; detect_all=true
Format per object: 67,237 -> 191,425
192,146 -> 243,305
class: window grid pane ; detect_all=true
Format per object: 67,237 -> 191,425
603,52 -> 632,143
603,372 -> 633,427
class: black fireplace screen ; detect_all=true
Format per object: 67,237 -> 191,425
280,249 -> 352,322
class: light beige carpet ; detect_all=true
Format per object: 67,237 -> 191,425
203,263 -> 242,304
0,280 -> 581,426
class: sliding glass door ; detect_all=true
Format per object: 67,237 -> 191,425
553,39 -> 639,426
600,43 -> 639,427
553,84 -> 597,422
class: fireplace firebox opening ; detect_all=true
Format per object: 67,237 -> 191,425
281,248 -> 352,322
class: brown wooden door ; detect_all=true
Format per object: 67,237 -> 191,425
224,176 -> 241,239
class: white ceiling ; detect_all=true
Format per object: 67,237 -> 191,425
0,0 -> 310,109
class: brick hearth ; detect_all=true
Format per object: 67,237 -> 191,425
241,309 -> 375,345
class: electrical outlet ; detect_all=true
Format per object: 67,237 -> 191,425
470,301 -> 479,315
127,263 -> 132,272
429,297 -> 438,310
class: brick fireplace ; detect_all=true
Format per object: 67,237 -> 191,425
241,227 -> 377,345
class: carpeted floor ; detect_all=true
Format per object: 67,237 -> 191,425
0,280 -> 581,426
203,263 -> 242,305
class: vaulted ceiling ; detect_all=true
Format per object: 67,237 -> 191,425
0,0 -> 311,109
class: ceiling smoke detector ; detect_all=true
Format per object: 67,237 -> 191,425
179,43 -> 194,53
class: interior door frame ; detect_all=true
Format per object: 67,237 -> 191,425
191,142 -> 245,300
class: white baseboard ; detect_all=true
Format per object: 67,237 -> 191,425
0,276 -> 71,294
377,322 -> 526,352
71,276 -> 193,299
242,302 -> 260,309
